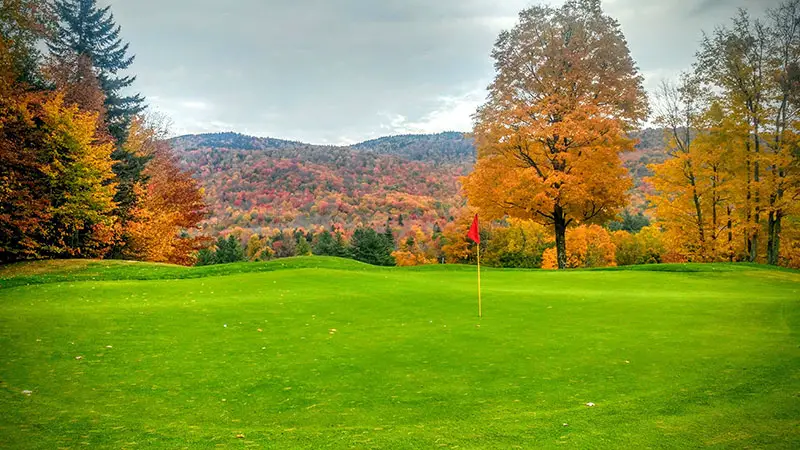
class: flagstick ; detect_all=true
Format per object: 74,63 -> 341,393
477,243 -> 482,318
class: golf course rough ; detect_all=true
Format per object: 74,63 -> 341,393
0,257 -> 798,448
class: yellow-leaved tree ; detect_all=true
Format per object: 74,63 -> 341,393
647,77 -> 747,262
483,219 -> 550,268
651,2 -> 800,266
462,0 -> 648,269
392,226 -> 438,266
40,93 -> 118,257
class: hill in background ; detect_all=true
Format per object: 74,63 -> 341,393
170,130 -> 667,236
169,132 -> 474,236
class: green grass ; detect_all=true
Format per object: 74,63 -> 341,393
1,258 -> 798,448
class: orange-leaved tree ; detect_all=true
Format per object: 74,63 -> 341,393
462,0 -> 648,269
125,118 -> 207,265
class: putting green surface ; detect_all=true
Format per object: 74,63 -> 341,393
1,258 -> 798,448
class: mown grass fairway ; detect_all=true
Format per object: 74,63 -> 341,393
1,258 -> 799,448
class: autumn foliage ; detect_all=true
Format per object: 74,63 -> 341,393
126,142 -> 207,265
392,227 -> 438,266
647,3 -> 800,267
2,0 -> 798,271
463,0 -> 648,269
171,133 -> 468,239
0,90 -> 117,260
541,225 -> 617,270
0,0 -> 206,265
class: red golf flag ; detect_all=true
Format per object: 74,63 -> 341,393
467,214 -> 480,244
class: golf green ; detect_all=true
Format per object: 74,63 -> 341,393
1,258 -> 798,448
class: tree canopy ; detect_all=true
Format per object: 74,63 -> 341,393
463,0 -> 648,269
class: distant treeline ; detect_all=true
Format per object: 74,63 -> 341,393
197,210 -> 661,270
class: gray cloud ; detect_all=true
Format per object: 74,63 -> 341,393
102,0 -> 781,143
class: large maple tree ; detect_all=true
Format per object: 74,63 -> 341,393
462,0 -> 648,269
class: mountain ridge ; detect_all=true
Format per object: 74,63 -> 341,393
169,130 -> 472,151
169,129 -> 668,236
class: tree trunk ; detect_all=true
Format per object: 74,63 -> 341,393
685,160 -> 704,257
711,165 -> 718,259
774,213 -> 781,265
554,207 -> 567,270
751,122 -> 761,263
745,146 -> 753,259
767,159 -> 786,266
767,210 -> 782,266
690,177 -> 704,249
727,206 -> 734,262
767,211 -> 776,265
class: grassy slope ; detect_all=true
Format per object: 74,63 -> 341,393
0,258 -> 798,448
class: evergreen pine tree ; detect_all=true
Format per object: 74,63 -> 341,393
296,236 -> 312,256
210,236 -> 227,264
351,227 -> 395,266
214,235 -> 245,264
48,0 -> 145,142
607,210 -> 650,233
333,232 -> 351,258
48,0 -> 148,256
383,224 -> 395,251
312,230 -> 335,255
195,248 -> 216,266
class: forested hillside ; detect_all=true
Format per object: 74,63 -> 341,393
353,132 -> 476,165
170,129 -> 667,236
624,128 -> 671,211
170,133 -> 473,236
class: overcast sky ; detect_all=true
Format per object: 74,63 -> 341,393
102,0 -> 780,144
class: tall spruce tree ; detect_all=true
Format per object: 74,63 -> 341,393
351,228 -> 395,266
333,232 -> 351,258
312,230 -> 336,256
48,0 -> 149,257
48,0 -> 145,141
383,223 -> 395,251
